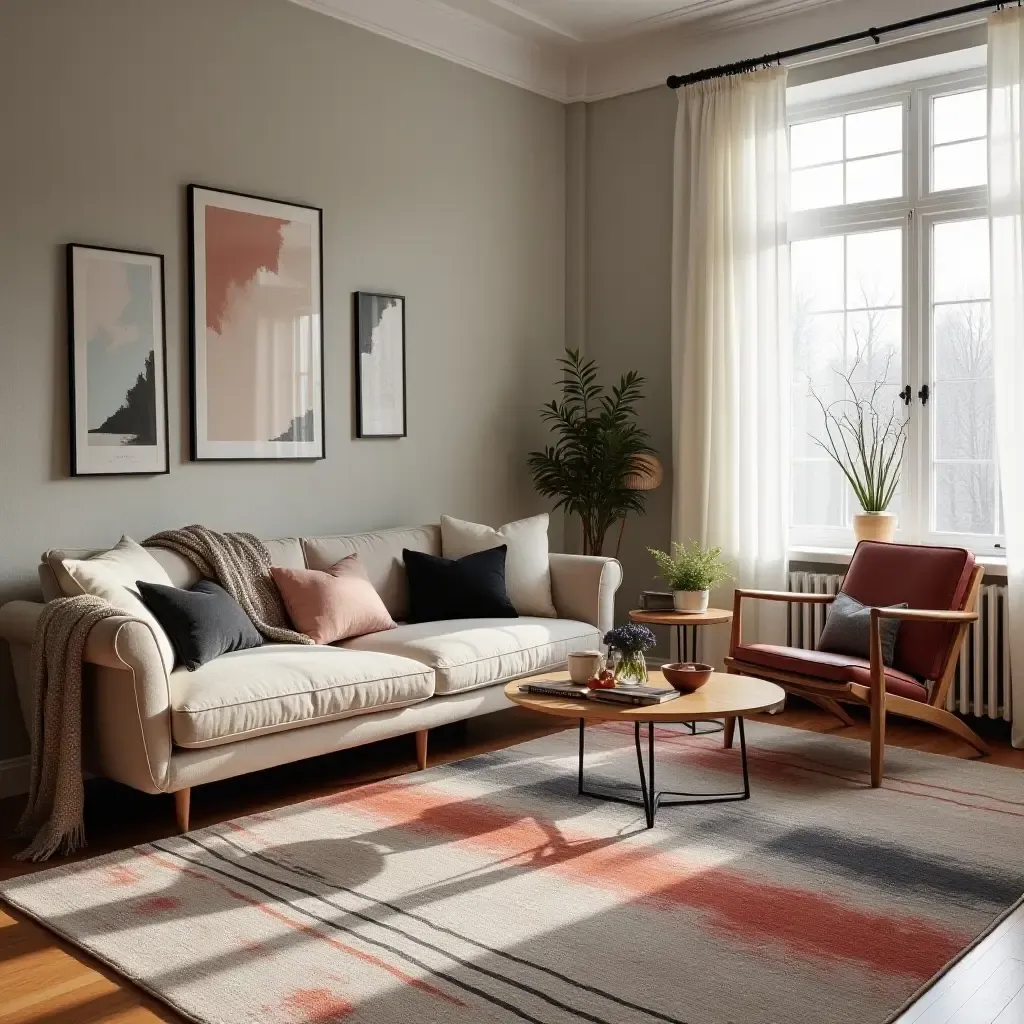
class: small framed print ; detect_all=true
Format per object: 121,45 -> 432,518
67,244 -> 169,476
354,292 -> 407,438
189,185 -> 325,460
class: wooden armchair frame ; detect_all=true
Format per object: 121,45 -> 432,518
723,566 -> 989,787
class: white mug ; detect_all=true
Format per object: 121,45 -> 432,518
567,650 -> 604,684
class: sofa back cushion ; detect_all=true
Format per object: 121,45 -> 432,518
41,536 -> 305,601
301,526 -> 440,621
841,540 -> 976,681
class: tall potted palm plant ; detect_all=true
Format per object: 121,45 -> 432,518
528,349 -> 656,556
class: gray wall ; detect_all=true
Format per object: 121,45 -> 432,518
583,87 -> 677,640
0,0 -> 566,761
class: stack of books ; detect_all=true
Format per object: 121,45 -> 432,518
638,590 -> 675,611
519,681 -> 678,707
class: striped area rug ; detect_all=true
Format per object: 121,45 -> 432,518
4,721 -> 1024,1024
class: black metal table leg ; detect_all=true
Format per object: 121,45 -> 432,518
579,718 -> 751,828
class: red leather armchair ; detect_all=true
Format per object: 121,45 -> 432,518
724,541 -> 989,787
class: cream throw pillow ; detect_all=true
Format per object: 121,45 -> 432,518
440,514 -> 557,618
61,536 -> 176,673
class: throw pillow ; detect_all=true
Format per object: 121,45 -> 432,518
137,580 -> 264,671
62,536 -> 176,673
817,591 -> 908,667
403,546 -> 517,623
440,513 -> 557,618
271,554 -> 396,645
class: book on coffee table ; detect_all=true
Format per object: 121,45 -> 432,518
518,681 -> 678,706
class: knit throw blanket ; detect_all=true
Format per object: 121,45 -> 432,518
19,527 -> 311,860
144,525 -> 313,646
17,595 -> 125,862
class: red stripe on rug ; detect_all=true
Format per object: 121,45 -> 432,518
142,849 -> 464,1007
322,781 -> 967,979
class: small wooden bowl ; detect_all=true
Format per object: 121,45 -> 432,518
662,662 -> 714,693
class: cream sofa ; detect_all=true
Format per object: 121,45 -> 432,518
0,525 -> 622,829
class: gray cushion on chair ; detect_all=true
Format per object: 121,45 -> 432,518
817,591 -> 907,668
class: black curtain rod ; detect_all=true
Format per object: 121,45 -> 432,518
666,0 -> 1012,89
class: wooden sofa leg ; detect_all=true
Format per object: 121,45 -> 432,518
870,704 -> 885,788
723,717 -> 736,750
415,729 -> 428,771
174,789 -> 191,833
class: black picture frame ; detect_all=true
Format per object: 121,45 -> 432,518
66,243 -> 170,477
188,184 -> 326,461
353,291 -> 407,439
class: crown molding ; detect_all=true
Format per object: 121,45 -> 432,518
287,0 -> 571,101
286,0 -> 990,104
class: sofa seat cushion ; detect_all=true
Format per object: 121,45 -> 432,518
734,643 -> 929,702
343,617 -> 602,695
169,645 -> 435,748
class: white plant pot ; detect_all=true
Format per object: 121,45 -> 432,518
674,589 -> 710,614
853,511 -> 896,544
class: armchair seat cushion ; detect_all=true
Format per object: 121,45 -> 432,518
733,643 -> 929,702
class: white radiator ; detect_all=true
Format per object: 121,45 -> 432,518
786,571 -> 1011,722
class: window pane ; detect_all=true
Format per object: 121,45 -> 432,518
934,301 -> 992,380
792,236 -> 844,313
793,460 -> 845,527
847,310 -> 902,380
846,105 -> 902,158
933,381 -> 995,460
934,463 -> 996,534
792,164 -> 844,211
933,139 -> 987,191
845,154 -> 903,204
847,228 -> 903,308
791,116 -> 843,169
933,89 -> 986,145
793,313 -> 845,384
934,219 -> 990,302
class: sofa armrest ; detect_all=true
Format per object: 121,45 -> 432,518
0,600 -> 173,794
549,554 -> 623,633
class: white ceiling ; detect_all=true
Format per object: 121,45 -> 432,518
433,0 -> 798,45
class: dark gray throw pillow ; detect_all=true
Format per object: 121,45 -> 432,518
816,591 -> 907,667
403,545 -> 518,623
137,579 -> 263,670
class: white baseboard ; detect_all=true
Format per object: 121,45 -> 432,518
0,756 -> 30,800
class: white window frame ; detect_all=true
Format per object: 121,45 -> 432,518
788,67 -> 1001,556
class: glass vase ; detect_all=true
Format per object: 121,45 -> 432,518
614,650 -> 648,686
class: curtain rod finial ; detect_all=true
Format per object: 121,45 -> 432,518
667,75 -> 683,89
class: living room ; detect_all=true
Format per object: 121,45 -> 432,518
1,1 -> 1023,1022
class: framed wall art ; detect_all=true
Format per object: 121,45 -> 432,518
354,292 -> 406,439
188,185 -> 324,460
67,244 -> 169,476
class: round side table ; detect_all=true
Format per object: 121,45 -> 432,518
628,607 -> 733,664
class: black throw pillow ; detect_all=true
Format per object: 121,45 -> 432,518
137,579 -> 263,670
403,546 -> 518,623
816,591 -> 907,667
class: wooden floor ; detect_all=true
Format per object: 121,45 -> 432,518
1,702 -> 1022,1024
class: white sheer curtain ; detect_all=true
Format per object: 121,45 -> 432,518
671,68 -> 791,647
989,10 -> 1024,747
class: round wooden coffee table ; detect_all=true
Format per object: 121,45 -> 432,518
505,670 -> 784,828
628,607 -> 733,663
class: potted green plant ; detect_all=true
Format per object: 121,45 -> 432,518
528,349 -> 657,556
648,542 -> 733,614
809,355 -> 908,544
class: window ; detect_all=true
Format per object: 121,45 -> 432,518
788,73 -> 1000,553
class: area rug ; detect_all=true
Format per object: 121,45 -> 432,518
3,722 -> 1024,1024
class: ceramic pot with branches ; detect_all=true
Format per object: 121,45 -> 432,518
809,353 -> 908,543
528,349 -> 656,556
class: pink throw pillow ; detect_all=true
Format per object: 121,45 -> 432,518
271,554 -> 396,644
